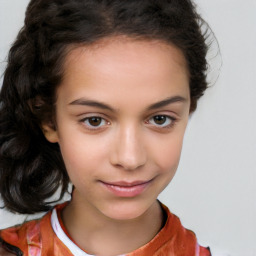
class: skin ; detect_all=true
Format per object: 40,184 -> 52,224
43,37 -> 190,255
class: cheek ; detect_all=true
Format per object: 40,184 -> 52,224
152,133 -> 184,173
59,143 -> 96,195
57,132 -> 107,177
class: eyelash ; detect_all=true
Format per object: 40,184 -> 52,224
146,115 -> 176,129
80,116 -> 110,130
79,115 -> 177,131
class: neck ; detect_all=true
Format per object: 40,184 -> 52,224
62,194 -> 164,255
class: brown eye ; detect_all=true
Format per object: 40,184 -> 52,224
88,117 -> 102,126
153,115 -> 167,125
147,115 -> 174,128
82,116 -> 108,129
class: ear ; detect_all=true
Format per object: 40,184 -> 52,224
42,123 -> 59,143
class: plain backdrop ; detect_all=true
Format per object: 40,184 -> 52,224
0,1 -> 255,256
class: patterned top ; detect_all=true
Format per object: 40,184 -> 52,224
0,202 -> 211,256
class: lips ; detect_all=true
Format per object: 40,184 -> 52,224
101,180 -> 152,197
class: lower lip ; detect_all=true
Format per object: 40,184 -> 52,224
101,181 -> 151,197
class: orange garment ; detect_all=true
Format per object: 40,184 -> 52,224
0,203 -> 211,256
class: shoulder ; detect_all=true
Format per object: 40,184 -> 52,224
0,211 -> 52,256
0,203 -> 68,256
159,203 -> 212,256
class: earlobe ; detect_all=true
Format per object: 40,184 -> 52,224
42,124 -> 59,143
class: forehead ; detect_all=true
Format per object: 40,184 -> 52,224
58,38 -> 190,108
64,37 -> 188,77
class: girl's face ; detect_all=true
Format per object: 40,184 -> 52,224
44,38 -> 190,220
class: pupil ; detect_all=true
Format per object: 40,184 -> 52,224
154,115 -> 166,125
89,117 -> 101,126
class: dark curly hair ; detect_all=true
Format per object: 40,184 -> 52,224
0,0 -> 211,214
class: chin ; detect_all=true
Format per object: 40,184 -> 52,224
101,199 -> 153,221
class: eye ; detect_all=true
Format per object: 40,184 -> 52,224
81,116 -> 109,129
147,115 -> 175,128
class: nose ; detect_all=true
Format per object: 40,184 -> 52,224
110,124 -> 147,170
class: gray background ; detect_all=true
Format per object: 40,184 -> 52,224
0,1 -> 256,255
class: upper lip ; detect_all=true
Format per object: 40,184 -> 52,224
102,179 -> 152,187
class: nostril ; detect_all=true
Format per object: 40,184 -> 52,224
110,149 -> 147,170
111,156 -> 146,171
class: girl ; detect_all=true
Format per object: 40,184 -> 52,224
0,0 -> 213,255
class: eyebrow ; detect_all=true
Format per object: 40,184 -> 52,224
69,98 -> 115,111
147,96 -> 187,110
69,95 -> 187,112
